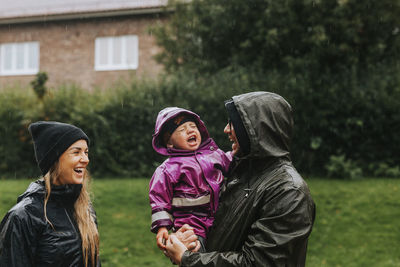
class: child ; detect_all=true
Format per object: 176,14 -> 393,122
149,107 -> 232,252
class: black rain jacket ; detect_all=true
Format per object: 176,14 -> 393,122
181,91 -> 316,267
0,179 -> 100,267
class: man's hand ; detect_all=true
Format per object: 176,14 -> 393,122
156,227 -> 169,250
165,234 -> 188,265
175,224 -> 201,252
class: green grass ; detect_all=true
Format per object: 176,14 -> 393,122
92,179 -> 170,266
306,178 -> 400,267
1,178 -> 399,266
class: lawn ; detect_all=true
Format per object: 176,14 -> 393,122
1,178 -> 399,266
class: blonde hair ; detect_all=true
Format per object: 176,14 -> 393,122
43,163 -> 99,267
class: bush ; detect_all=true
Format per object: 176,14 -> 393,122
325,154 -> 363,179
367,162 -> 400,178
0,90 -> 40,178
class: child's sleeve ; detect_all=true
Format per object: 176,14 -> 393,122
218,150 -> 233,175
149,166 -> 175,234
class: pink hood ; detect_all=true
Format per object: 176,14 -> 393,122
152,107 -> 210,156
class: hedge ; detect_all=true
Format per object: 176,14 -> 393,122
1,66 -> 399,179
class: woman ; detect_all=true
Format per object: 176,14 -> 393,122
0,121 -> 100,266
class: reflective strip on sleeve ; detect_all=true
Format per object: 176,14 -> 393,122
151,211 -> 173,223
172,194 -> 210,207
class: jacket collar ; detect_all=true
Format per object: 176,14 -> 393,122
50,183 -> 82,207
17,179 -> 82,207
229,157 -> 287,181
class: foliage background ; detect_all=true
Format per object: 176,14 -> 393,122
1,68 -> 399,179
1,0 -> 400,179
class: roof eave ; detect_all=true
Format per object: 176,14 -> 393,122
0,6 -> 171,25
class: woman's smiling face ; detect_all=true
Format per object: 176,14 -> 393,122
55,139 -> 89,185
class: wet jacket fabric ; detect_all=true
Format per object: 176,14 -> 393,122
150,107 -> 232,238
181,92 -> 316,267
0,179 -> 100,267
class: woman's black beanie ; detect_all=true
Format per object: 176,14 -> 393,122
28,121 -> 89,176
224,99 -> 251,156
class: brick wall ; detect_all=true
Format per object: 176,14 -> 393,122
0,14 -> 166,90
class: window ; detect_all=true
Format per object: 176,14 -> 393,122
0,42 -> 39,76
95,35 -> 138,71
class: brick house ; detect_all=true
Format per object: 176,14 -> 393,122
0,0 -> 168,89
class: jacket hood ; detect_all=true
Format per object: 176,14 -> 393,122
230,91 -> 293,159
17,180 -> 46,203
152,107 -> 210,156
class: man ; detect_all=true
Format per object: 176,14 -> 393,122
165,91 -> 316,266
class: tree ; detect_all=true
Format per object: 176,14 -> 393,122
31,72 -> 48,100
154,0 -> 400,75
154,0 -> 400,176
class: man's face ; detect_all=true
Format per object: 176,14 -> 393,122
224,121 -> 240,155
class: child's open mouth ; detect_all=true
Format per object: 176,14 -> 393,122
187,136 -> 197,143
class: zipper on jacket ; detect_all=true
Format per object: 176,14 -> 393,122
195,151 -> 216,215
64,208 -> 78,235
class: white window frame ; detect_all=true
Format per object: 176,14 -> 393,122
0,42 -> 40,76
94,35 -> 139,71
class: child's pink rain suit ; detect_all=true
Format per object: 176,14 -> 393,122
149,107 -> 232,238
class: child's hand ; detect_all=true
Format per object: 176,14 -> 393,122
156,227 -> 169,250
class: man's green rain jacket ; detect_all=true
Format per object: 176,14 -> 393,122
181,91 -> 316,266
